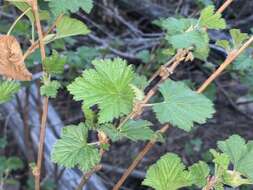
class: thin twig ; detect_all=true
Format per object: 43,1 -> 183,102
31,1 -> 49,190
23,14 -> 64,60
112,125 -> 170,190
197,36 -> 253,93
7,7 -> 31,35
217,0 -> 234,14
118,49 -> 190,129
202,176 -> 217,190
75,165 -> 102,190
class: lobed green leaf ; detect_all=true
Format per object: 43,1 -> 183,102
51,123 -> 100,171
68,58 -> 135,123
153,80 -> 215,131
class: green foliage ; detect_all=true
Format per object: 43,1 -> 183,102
233,53 -> 253,71
153,80 -> 215,131
216,29 -> 249,52
143,135 -> 253,190
154,18 -> 197,35
132,74 -> 148,90
218,135 -> 253,181
46,0 -> 93,16
216,40 -> 230,51
26,177 -> 56,190
142,153 -> 192,190
51,123 -> 101,171
223,170 -> 252,188
0,138 -> 7,149
230,29 -> 249,48
199,6 -> 226,29
0,81 -> 20,104
9,1 -> 50,23
189,161 -> 210,188
44,16 -> 90,43
155,5 -> 228,61
40,81 -> 61,98
100,120 -> 155,142
44,50 -> 66,75
136,50 -> 151,63
0,156 -> 23,174
82,104 -> 96,128
68,58 -> 135,123
211,149 -> 230,169
119,120 -> 155,141
167,30 -> 210,60
156,17 -> 210,60
55,16 -> 90,39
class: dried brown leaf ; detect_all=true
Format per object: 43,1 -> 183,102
0,35 -> 32,81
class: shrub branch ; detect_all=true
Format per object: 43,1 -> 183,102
112,1 -> 251,189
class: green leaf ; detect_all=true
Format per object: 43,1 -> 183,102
189,161 -> 210,188
218,135 -> 247,169
230,29 -> 249,49
199,5 -> 226,29
136,50 -> 151,63
44,50 -> 66,75
153,80 -> 215,131
68,58 -> 135,123
100,120 -> 155,142
216,40 -> 230,51
51,123 -> 100,171
99,124 -> 122,142
233,53 -> 253,71
0,81 -> 20,104
120,120 -> 155,141
6,157 -> 24,171
0,156 -> 7,173
210,149 -> 230,169
131,74 -> 148,101
236,149 -> 253,181
167,30 -> 210,60
10,2 -> 34,22
55,16 -> 90,39
132,74 -> 148,90
142,153 -> 192,190
214,183 -> 224,190
10,2 -> 50,23
40,81 -> 61,98
218,135 -> 253,181
223,170 -> 253,188
154,18 -> 197,35
82,104 -> 96,128
47,0 -> 93,16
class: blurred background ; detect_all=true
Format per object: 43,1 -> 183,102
0,0 -> 253,189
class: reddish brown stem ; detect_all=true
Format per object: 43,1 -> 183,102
217,0 -> 234,14
35,97 -> 49,190
23,14 -> 63,60
31,1 -> 49,190
197,36 -> 253,93
75,165 -> 102,190
112,125 -> 170,190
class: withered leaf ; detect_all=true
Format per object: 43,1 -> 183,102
0,35 -> 32,81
